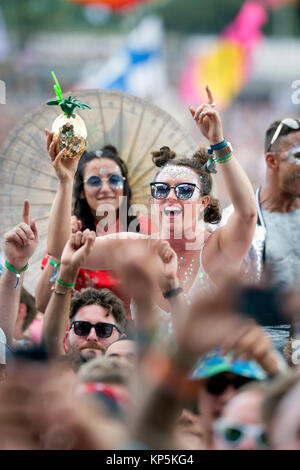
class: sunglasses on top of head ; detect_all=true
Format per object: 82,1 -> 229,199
150,182 -> 201,200
267,118 -> 300,152
71,321 -> 122,339
84,174 -> 125,191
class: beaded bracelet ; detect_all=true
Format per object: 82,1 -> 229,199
5,260 -> 29,290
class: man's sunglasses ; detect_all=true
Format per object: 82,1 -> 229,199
267,118 -> 300,152
206,373 -> 253,396
214,419 -> 268,449
150,182 -> 201,200
84,174 -> 125,190
71,321 -> 122,338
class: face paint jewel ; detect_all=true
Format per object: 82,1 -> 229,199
99,168 -> 107,176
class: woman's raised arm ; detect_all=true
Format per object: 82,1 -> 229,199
190,86 -> 257,279
45,129 -> 80,259
82,232 -> 150,270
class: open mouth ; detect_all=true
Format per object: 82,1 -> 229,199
163,206 -> 182,217
96,197 -> 116,201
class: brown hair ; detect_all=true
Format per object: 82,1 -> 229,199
77,356 -> 133,385
20,287 -> 37,332
265,119 -> 300,154
69,287 -> 127,331
151,146 -> 222,224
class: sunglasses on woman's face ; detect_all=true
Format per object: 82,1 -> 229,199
150,182 -> 201,200
206,374 -> 253,396
214,419 -> 268,449
71,321 -> 122,339
84,174 -> 125,191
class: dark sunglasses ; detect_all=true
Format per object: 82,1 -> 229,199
84,174 -> 125,190
71,321 -> 122,339
214,420 -> 268,449
267,118 -> 300,152
150,182 -> 201,200
206,373 -> 253,396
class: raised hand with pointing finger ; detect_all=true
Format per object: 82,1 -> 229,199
3,200 -> 39,273
189,86 -> 224,145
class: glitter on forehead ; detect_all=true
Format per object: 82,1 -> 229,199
287,145 -> 300,166
158,165 -> 200,184
98,165 -> 121,176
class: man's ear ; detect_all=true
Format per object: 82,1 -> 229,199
265,152 -> 280,171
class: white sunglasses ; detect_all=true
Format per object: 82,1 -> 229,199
267,118 -> 300,152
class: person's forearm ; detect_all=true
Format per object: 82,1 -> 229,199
47,180 -> 73,259
164,277 -> 186,325
42,266 -> 77,357
0,269 -> 23,347
35,262 -> 57,313
216,152 -> 256,219
82,234 -> 149,270
131,381 -> 182,450
131,348 -> 195,450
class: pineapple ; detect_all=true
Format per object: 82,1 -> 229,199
47,71 -> 91,159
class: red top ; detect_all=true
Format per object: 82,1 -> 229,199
41,216 -> 154,317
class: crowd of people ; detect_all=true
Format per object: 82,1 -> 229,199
1,86 -> 300,450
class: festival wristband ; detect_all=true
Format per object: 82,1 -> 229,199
49,257 -> 61,282
210,139 -> 227,151
5,260 -> 29,291
217,152 -> 233,163
49,258 -> 61,268
56,278 -> 75,288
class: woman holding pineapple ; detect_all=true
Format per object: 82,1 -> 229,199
35,74 -> 148,314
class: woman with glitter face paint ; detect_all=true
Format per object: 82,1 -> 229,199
80,87 -> 256,322
80,86 -> 257,322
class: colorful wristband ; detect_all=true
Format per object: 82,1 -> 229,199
5,260 -> 29,291
217,152 -> 233,163
5,260 -> 29,274
210,139 -> 227,151
49,258 -> 61,268
49,258 -> 61,282
56,278 -> 75,288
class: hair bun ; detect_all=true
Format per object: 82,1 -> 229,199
191,147 -> 210,167
100,144 -> 120,158
151,146 -> 176,167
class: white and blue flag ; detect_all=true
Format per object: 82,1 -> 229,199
77,16 -> 167,100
